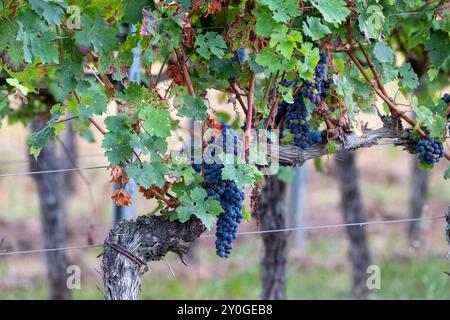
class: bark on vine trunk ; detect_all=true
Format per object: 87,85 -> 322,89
409,156 -> 429,247
102,216 -> 205,300
29,116 -> 70,300
259,176 -> 288,300
336,150 -> 371,300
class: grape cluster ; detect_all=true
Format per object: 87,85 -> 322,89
197,122 -> 245,258
285,96 -> 322,148
230,48 -> 246,64
442,93 -> 450,104
416,135 -> 444,165
280,53 -> 328,148
301,52 -> 328,103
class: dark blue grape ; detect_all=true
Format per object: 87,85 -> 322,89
416,135 -> 444,165
230,48 -> 246,64
442,93 -> 450,104
278,53 -> 327,148
199,122 -> 245,258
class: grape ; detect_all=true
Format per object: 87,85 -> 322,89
279,53 -> 327,148
230,48 -> 246,64
199,122 -> 245,258
441,94 -> 450,133
416,135 -> 444,165
442,93 -> 450,104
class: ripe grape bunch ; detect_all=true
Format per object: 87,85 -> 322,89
416,135 -> 444,165
195,122 -> 245,258
442,94 -> 450,133
281,53 -> 328,148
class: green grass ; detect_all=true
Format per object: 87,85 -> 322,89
1,237 -> 449,300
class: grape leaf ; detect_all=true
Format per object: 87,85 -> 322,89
29,0 -> 67,25
310,0 -> 350,25
123,0 -> 147,24
116,82 -> 150,105
127,162 -> 167,188
425,30 -> 450,69
176,187 -> 222,230
139,106 -> 172,138
102,115 -> 134,165
74,15 -> 117,53
175,96 -> 207,121
277,166 -> 294,183
302,17 -> 331,41
444,166 -> 450,180
253,5 -> 280,37
258,0 -> 300,23
373,42 -> 394,64
221,154 -> 263,189
195,32 -> 227,60
16,18 -> 59,64
270,26 -> 302,59
399,63 -> 419,90
75,81 -> 107,119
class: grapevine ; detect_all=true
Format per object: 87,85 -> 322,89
0,0 -> 447,274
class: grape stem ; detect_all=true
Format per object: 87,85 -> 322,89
174,48 -> 195,97
245,71 -> 255,162
228,79 -> 248,114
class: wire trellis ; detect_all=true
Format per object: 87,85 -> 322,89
0,214 -> 445,258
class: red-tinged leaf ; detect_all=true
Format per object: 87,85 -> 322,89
111,188 -> 132,206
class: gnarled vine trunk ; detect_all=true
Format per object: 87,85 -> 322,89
29,116 -> 70,300
102,216 -> 205,300
336,150 -> 371,300
259,176 -> 288,300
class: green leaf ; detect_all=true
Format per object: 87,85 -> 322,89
123,0 -> 147,24
74,15 -> 117,53
325,141 -> 339,154
277,166 -> 294,183
258,0 -> 300,23
102,115 -> 134,165
427,68 -> 438,81
297,42 -> 320,81
75,81 -> 107,119
413,105 -> 446,138
425,31 -> 450,69
29,0 -> 67,25
302,17 -> 331,41
139,106 -> 172,138
16,16 -> 59,64
221,154 -> 263,189
242,206 -> 251,222
127,162 -> 167,188
255,47 -> 289,73
176,187 -> 222,230
398,63 -> 419,90
310,0 -> 350,25
28,125 -> 55,157
254,5 -> 280,37
175,96 -> 207,121
6,78 -> 29,96
373,42 -> 394,64
116,82 -> 150,105
270,26 -> 302,60
278,85 -> 294,104
195,32 -> 227,60
444,166 -> 450,180
381,63 -> 398,84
